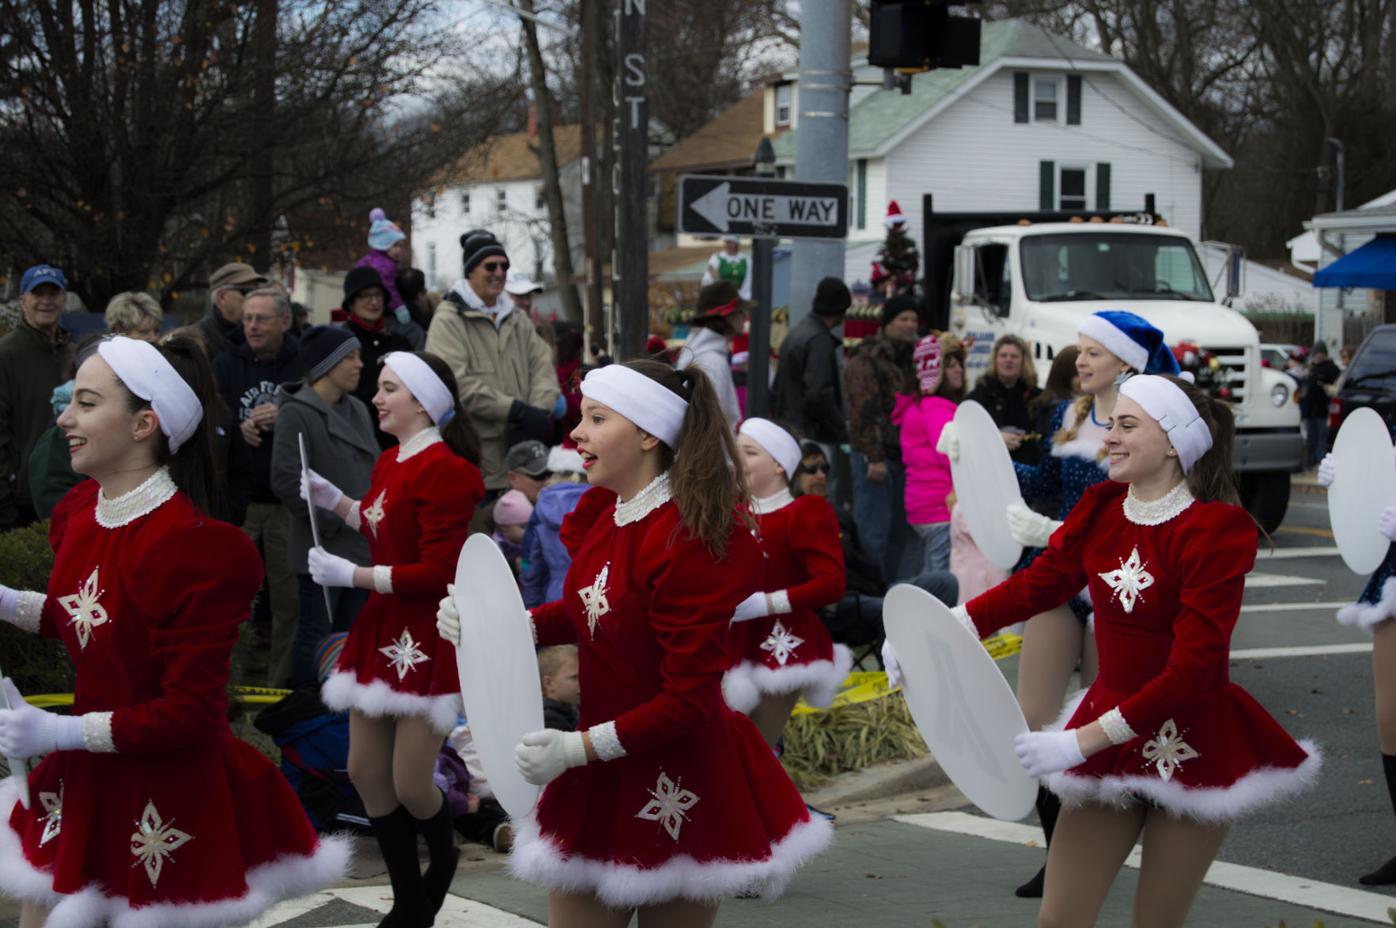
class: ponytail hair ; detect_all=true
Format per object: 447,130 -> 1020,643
416,351 -> 482,466
623,359 -> 751,558
121,336 -> 223,518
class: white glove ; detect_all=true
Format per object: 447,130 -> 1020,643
1316,453 -> 1335,488
731,592 -> 770,623
308,546 -> 357,589
301,468 -> 344,511
515,729 -> 588,786
1006,501 -> 1061,548
436,584 -> 461,646
1381,506 -> 1396,543
935,421 -> 960,462
881,638 -> 904,690
1013,729 -> 1086,779
0,679 -> 84,758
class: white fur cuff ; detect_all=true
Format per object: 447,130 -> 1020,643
950,604 -> 979,639
11,593 -> 45,634
372,566 -> 393,595
588,721 -> 627,762
1098,707 -> 1137,745
81,712 -> 116,753
770,590 -> 792,615
346,501 -> 362,531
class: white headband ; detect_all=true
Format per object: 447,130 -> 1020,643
580,364 -> 688,448
1118,375 -> 1213,474
382,352 -> 454,424
1078,315 -> 1148,373
739,418 -> 801,478
96,336 -> 202,453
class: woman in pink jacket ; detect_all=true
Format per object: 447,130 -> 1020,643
898,333 -> 965,573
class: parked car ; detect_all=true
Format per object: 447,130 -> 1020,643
1260,342 -> 1303,373
1327,325 -> 1396,446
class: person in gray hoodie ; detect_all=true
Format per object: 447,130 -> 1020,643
271,326 -> 379,686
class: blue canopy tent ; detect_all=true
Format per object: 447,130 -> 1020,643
1313,235 -> 1396,289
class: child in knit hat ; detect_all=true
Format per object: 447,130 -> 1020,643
353,207 -> 407,319
492,488 -> 534,572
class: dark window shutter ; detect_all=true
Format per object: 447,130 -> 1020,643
1040,161 -> 1055,210
1067,75 -> 1082,125
1096,163 -> 1111,210
1014,73 -> 1029,123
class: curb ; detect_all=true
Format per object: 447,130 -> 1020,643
1291,480 -> 1326,496
804,754 -> 949,808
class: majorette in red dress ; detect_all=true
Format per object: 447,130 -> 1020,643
722,490 -> 850,713
967,480 -> 1320,820
509,474 -> 832,906
321,428 -> 484,733
0,471 -> 348,927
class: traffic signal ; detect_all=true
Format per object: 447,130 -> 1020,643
868,0 -> 982,71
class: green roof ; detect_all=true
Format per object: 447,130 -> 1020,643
772,19 -> 1114,160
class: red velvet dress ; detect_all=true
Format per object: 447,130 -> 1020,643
723,491 -> 850,713
509,476 -> 831,907
0,473 -> 347,927
321,430 -> 484,733
967,480 -> 1319,820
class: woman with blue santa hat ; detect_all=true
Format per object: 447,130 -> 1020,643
931,309 -> 1181,897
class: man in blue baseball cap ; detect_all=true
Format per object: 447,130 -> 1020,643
0,263 -> 75,529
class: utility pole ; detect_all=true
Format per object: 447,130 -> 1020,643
748,139 -> 777,417
579,0 -> 606,360
612,0 -> 648,361
788,0 -> 852,326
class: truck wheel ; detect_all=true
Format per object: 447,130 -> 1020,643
1240,470 -> 1290,534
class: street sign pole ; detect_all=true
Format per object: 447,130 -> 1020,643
613,0 -> 647,361
748,140 -> 777,418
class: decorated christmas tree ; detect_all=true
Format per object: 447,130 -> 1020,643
870,200 -> 920,296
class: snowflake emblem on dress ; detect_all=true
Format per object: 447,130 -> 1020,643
1097,547 -> 1154,614
1140,719 -> 1199,782
129,800 -> 193,888
378,629 -> 430,680
58,567 -> 109,650
635,771 -> 700,841
362,491 -> 387,538
760,620 -> 804,666
578,562 -> 611,639
37,783 -> 63,847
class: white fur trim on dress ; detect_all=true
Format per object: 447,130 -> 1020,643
321,670 -> 461,734
1040,691 -> 1321,822
0,779 -> 351,928
722,645 -> 853,714
508,811 -> 832,907
1050,434 -> 1106,464
1338,577 -> 1396,632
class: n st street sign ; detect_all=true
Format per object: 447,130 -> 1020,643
679,175 -> 848,240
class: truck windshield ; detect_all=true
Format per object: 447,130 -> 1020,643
1020,233 -> 1216,303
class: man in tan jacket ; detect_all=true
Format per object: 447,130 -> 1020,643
426,229 -> 560,492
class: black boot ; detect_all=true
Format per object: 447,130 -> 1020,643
416,792 -> 461,916
369,807 -> 430,927
1360,754 -> 1396,885
1015,786 -> 1061,898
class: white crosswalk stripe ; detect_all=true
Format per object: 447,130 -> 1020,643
252,885 -> 538,927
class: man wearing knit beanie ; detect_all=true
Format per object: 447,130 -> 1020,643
772,277 -> 851,499
843,292 -> 921,579
270,324 -> 377,685
425,228 -> 560,494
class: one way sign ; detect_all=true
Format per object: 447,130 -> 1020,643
679,175 -> 848,240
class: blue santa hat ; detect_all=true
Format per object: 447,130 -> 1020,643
1077,310 -> 1180,376
367,207 -> 406,251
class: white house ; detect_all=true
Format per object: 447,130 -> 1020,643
769,18 -> 1230,271
410,125 -> 584,296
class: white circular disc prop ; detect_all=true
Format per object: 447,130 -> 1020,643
950,400 -> 1025,570
1329,407 -> 1396,575
453,534 -> 545,818
883,584 -> 1035,821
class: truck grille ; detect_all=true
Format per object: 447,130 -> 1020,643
1198,346 -> 1248,403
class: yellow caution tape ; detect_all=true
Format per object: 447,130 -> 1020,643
22,685 -> 293,710
789,630 -> 1023,717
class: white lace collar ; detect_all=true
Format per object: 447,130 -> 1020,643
1123,481 -> 1194,526
396,427 -> 442,462
95,467 -> 178,529
752,487 -> 794,514
613,472 -> 672,526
